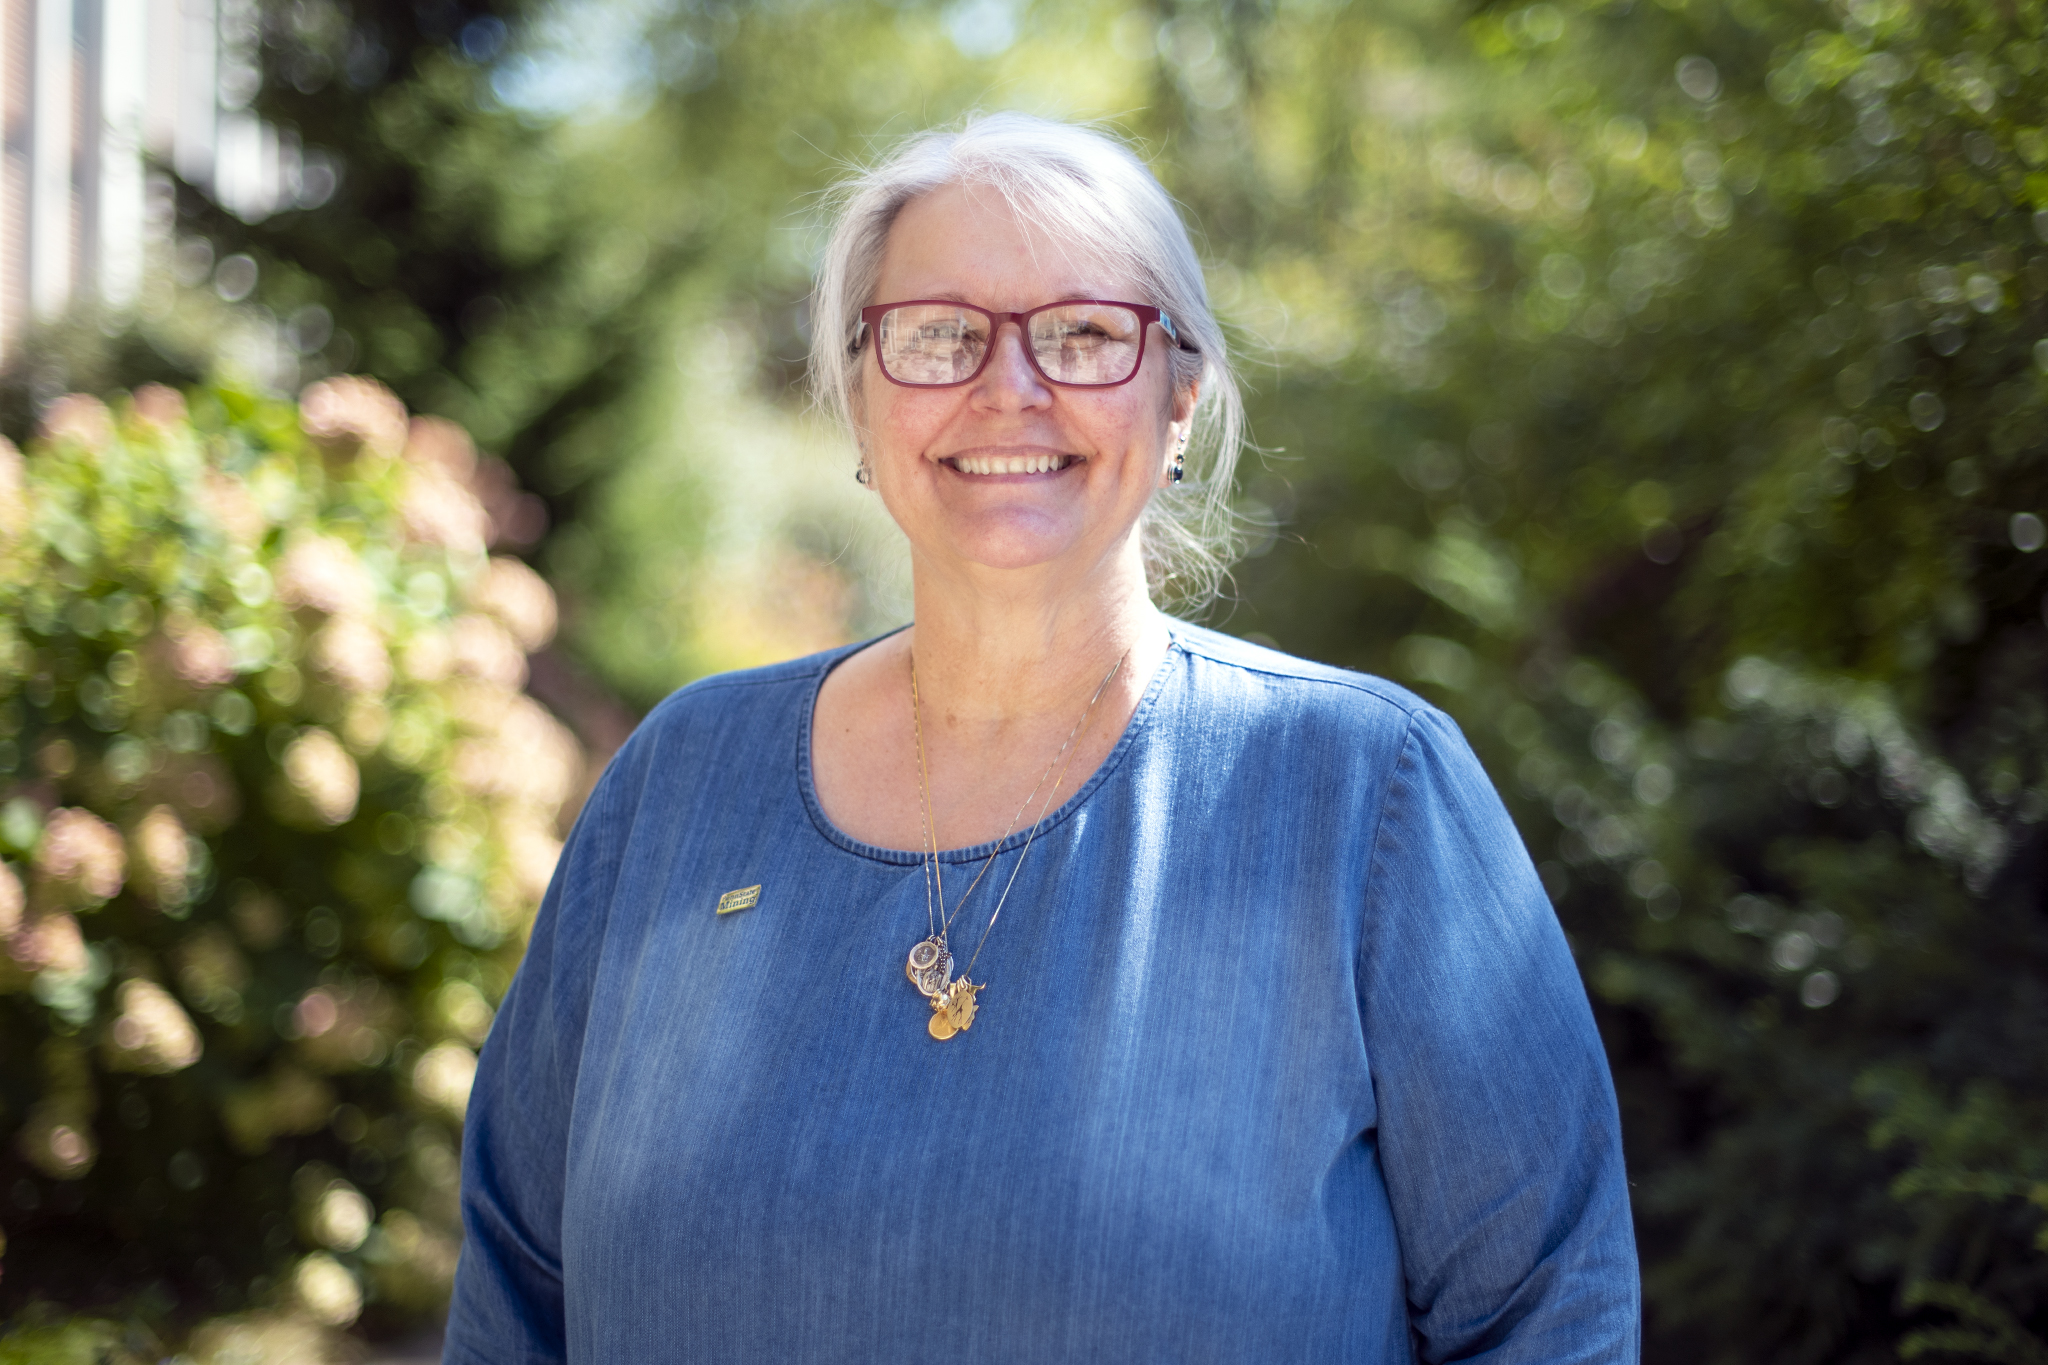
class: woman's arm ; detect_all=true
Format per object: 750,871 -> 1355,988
1359,706 -> 1639,1364
441,752 -> 634,1365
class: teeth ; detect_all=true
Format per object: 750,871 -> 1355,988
954,454 -> 1067,475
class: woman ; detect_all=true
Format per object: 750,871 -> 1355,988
445,114 -> 1638,1362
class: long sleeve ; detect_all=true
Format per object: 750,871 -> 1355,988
1358,707 -> 1639,1362
441,754 -> 632,1365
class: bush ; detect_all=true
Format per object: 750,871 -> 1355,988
0,380 -> 581,1350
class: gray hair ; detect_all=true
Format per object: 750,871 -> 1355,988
808,112 -> 1246,609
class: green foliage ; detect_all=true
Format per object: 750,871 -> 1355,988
77,0 -> 2048,1356
1217,0 -> 2048,1356
1866,1070 -> 2048,1363
1900,1283 -> 2048,1365
0,1310 -> 147,1365
194,0 -> 1200,707
190,0 -> 535,430
0,382 -> 579,1345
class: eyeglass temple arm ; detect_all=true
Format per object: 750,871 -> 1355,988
1158,311 -> 1199,354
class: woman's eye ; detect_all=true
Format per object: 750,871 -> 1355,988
915,323 -> 984,349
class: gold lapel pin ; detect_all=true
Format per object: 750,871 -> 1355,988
715,885 -> 762,915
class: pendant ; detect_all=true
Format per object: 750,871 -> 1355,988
905,937 -> 953,999
927,979 -> 980,1040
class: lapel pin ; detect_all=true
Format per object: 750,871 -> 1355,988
715,885 -> 762,915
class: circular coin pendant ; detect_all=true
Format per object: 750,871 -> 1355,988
905,937 -> 952,998
926,979 -> 978,1041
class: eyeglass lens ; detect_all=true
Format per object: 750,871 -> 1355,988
875,303 -> 1145,386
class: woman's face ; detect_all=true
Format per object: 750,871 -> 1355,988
858,181 -> 1195,580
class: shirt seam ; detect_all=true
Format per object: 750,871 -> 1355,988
1354,709 -> 1423,985
634,633 -> 906,735
1171,630 -> 1433,718
645,647 -> 849,707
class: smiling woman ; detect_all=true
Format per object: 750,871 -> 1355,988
814,116 -> 1245,607
444,113 -> 1640,1363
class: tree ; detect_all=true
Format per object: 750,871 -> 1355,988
1212,0 -> 2048,1354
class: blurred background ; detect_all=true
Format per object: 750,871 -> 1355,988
1,0 -> 2045,1359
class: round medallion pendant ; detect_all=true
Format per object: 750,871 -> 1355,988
905,937 -> 953,998
927,979 -> 979,1041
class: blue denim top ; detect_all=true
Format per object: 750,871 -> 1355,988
445,624 -> 1639,1363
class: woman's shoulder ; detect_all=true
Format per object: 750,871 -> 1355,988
584,641 -> 860,805
633,641 -> 859,740
1168,622 -> 1445,737
1160,625 -> 1512,861
1160,624 -> 1489,802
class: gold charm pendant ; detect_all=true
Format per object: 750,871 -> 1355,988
927,979 -> 980,1040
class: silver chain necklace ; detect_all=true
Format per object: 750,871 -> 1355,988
904,647 -> 1126,1040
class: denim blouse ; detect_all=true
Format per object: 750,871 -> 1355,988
444,624 -> 1639,1363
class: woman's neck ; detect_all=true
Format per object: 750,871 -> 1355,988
903,540 -> 1167,729
808,532 -> 1173,853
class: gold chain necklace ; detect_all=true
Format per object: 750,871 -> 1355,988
904,647 -> 1127,1040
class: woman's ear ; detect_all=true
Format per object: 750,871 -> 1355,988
1169,382 -> 1201,454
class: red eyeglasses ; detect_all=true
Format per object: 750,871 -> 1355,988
854,299 -> 1194,389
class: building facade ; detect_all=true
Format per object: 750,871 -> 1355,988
0,0 -> 302,361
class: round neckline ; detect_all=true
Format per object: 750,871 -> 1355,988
795,625 -> 1183,866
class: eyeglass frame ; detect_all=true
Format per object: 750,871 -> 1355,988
851,299 -> 1198,390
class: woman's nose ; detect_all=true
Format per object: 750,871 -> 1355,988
973,321 -> 1052,408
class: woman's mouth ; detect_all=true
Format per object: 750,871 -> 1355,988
943,453 -> 1076,476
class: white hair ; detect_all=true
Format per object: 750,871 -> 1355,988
808,112 -> 1246,609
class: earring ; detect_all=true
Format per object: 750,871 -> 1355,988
1169,432 -> 1187,484
855,459 -> 872,487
